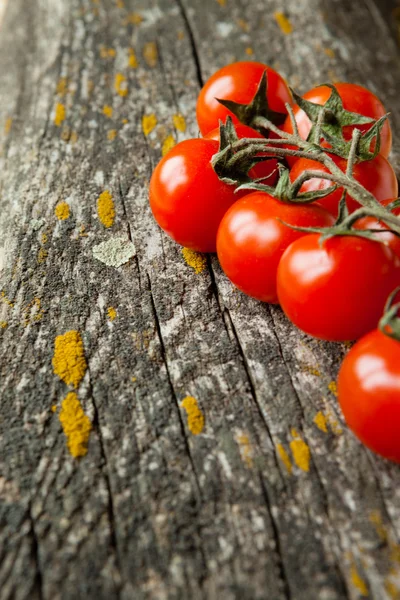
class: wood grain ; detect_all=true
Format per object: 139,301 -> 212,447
0,1 -> 400,599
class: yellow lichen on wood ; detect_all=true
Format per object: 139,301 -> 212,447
51,404 -> 57,413
172,114 -> 186,132
128,48 -> 138,68
350,565 -> 369,597
274,11 -> 293,35
181,396 -> 204,435
245,47 -> 254,56
325,408 -> 343,435
4,117 -> 12,135
103,105 -> 113,118
107,307 -> 117,321
216,0 -> 226,6
131,376 -> 137,382
236,433 -> 254,468
38,248 -> 48,264
114,73 -> 128,97
100,47 -> 116,58
54,103 -> 66,127
162,134 -> 175,156
23,297 -> 44,327
276,443 -> 292,474
41,233 -> 48,245
301,364 -> 321,377
385,580 -> 400,600
52,330 -> 87,388
56,77 -> 68,96
181,248 -> 207,274
124,12 -> 143,25
143,42 -> 158,67
369,510 -> 388,543
328,381 -> 338,396
314,411 -> 328,433
290,429 -> 310,472
237,18 -> 249,31
59,392 -> 92,458
1,291 -> 14,308
324,47 -> 336,59
142,114 -> 157,136
55,201 -> 70,220
97,191 -> 115,228
107,129 -> 118,141
0,321 -> 7,329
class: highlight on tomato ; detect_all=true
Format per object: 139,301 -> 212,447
149,138 -> 243,253
276,233 -> 400,341
196,61 -> 292,136
216,193 -> 334,303
289,154 -> 398,217
282,82 -> 392,165
338,293 -> 400,463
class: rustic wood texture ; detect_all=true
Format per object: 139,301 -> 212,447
1,1 -> 400,599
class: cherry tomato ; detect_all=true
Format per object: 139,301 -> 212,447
217,193 -> 334,302
205,124 -> 279,186
289,154 -> 398,217
149,138 -> 243,252
196,62 -> 292,136
354,199 -> 400,258
277,234 -> 400,341
282,83 -> 392,166
338,329 -> 400,463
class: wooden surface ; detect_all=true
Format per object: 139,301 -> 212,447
1,1 -> 400,599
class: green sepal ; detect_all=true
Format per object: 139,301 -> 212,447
212,117 -> 279,186
319,115 -> 388,161
236,166 -> 339,204
216,70 -> 287,131
379,287 -> 400,342
291,84 -> 374,142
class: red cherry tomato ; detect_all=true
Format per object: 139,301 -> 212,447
216,193 -> 334,302
277,234 -> 400,341
289,154 -> 398,217
149,138 -> 243,253
354,199 -> 400,258
338,329 -> 400,463
282,82 -> 392,166
205,124 -> 279,186
196,62 -> 292,136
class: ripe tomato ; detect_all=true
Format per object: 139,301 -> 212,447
289,154 -> 398,217
149,138 -> 243,252
282,82 -> 392,166
216,193 -> 334,303
205,124 -> 279,186
354,199 -> 400,258
277,234 -> 400,341
338,329 -> 400,463
196,62 -> 292,136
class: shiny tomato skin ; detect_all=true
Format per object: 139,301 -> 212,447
354,199 -> 400,258
216,193 -> 335,303
205,124 -> 279,186
282,83 -> 392,166
277,234 -> 400,341
338,329 -> 400,463
149,138 -> 242,253
289,154 -> 398,217
196,62 -> 292,136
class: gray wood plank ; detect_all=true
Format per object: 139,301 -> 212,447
0,1 -> 399,599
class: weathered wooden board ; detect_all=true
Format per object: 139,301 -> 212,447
1,1 -> 400,599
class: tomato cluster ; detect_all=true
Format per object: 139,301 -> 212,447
149,61 -> 400,464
